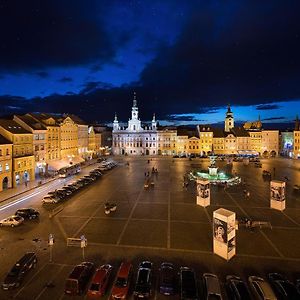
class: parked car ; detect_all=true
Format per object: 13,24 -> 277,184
180,267 -> 199,300
268,273 -> 299,300
110,261 -> 133,300
248,276 -> 277,300
65,262 -> 95,295
296,279 -> 300,295
203,273 -> 223,300
15,208 -> 39,220
42,195 -> 60,204
0,215 -> 24,227
133,261 -> 153,299
2,252 -> 37,290
87,264 -> 113,298
226,275 -> 251,300
159,262 -> 177,296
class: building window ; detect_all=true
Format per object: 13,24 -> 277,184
6,163 -> 9,171
0,164 -> 2,172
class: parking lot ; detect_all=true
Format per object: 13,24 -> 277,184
0,156 -> 300,299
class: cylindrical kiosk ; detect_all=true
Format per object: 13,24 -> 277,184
270,180 -> 286,211
213,208 -> 236,261
196,179 -> 210,207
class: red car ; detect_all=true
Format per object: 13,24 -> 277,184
87,264 -> 113,298
110,262 -> 133,300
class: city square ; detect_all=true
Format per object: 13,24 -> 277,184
0,156 -> 299,299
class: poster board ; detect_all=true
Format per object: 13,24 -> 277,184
196,179 -> 210,207
270,180 -> 286,211
213,208 -> 236,261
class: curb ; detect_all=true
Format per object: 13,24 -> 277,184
0,177 -> 57,204
0,160 -> 99,205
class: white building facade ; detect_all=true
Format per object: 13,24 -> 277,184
112,93 -> 158,155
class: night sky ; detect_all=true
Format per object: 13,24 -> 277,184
1,0 -> 300,126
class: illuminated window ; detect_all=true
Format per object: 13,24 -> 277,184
5,163 -> 9,171
0,164 -> 2,172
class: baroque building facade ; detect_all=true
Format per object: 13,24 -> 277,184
112,93 -> 159,155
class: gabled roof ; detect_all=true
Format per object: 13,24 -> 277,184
0,134 -> 12,145
230,126 -> 250,137
212,128 -> 225,138
0,119 -> 31,134
66,114 -> 87,125
15,115 -> 47,130
28,113 -> 60,126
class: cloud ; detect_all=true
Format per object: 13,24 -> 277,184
58,77 -> 73,83
138,1 -> 300,113
256,104 -> 280,110
0,0 -> 118,72
35,71 -> 49,78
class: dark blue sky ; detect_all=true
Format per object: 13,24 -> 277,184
0,0 -> 300,125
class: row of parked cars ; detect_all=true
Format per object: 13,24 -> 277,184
42,160 -> 117,204
64,260 -> 300,300
2,253 -> 300,300
0,208 -> 39,227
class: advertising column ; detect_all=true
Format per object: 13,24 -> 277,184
213,208 -> 236,261
196,179 -> 210,207
270,180 -> 286,211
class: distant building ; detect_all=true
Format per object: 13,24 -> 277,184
280,131 -> 293,157
0,119 -> 35,187
112,93 -> 158,155
14,114 -> 47,175
293,115 -> 300,159
0,134 -> 13,192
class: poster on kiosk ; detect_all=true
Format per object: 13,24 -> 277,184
213,208 -> 236,261
270,180 -> 286,211
196,179 -> 210,207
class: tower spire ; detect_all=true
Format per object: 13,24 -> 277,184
152,113 -> 156,121
114,112 -> 118,121
133,91 -> 137,107
295,114 -> 299,131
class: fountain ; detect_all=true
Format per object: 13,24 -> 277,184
189,154 -> 241,185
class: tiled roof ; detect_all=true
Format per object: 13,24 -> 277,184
15,115 -> 47,130
0,119 -> 31,134
230,126 -> 250,137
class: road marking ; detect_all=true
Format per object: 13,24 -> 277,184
167,189 -> 171,249
281,211 -> 300,227
13,262 -> 48,298
116,186 -> 144,245
84,241 -> 300,262
0,191 -> 41,211
226,191 -> 285,258
54,216 -> 68,241
34,265 -> 65,300
72,200 -> 108,238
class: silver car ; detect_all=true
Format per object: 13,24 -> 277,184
0,215 -> 24,227
248,276 -> 277,300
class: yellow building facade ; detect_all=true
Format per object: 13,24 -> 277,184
28,113 -> 61,161
261,130 -> 279,157
0,120 -> 35,187
0,135 -> 13,191
157,129 -> 177,155
294,131 -> 300,159
59,116 -> 78,159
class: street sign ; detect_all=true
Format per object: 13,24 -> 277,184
48,234 -> 54,246
80,235 -> 87,248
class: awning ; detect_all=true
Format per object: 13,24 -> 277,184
47,156 -> 85,170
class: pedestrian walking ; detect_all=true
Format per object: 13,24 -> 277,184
25,180 -> 28,187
